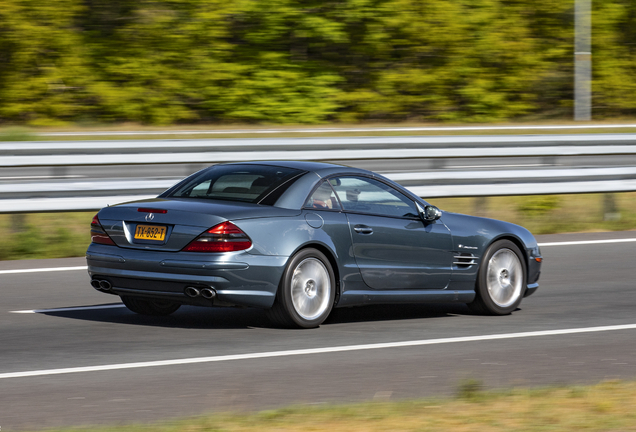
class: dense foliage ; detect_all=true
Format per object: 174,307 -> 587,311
0,0 -> 634,125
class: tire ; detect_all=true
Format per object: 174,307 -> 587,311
121,296 -> 181,316
267,248 -> 336,328
468,239 -> 526,315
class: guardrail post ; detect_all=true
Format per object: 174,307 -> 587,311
603,193 -> 620,221
473,197 -> 489,217
575,0 -> 592,121
11,214 -> 26,233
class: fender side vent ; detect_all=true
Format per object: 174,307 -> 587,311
454,253 -> 478,268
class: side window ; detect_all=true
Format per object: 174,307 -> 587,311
189,180 -> 212,197
330,176 -> 418,218
304,181 -> 341,210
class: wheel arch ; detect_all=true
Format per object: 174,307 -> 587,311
486,235 -> 530,282
468,235 -> 528,315
287,242 -> 342,305
267,242 -> 340,328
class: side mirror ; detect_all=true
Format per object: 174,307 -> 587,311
417,203 -> 442,222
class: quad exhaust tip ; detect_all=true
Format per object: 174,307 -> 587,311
91,279 -> 112,291
200,288 -> 216,299
185,286 -> 216,299
184,286 -> 200,298
92,280 -> 214,298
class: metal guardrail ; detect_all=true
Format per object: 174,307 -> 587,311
2,134 -> 636,212
4,181 -> 636,213
3,133 -> 636,152
3,167 -> 636,213
4,145 -> 636,167
1,196 -> 156,213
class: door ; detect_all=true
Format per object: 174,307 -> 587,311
331,176 -> 453,290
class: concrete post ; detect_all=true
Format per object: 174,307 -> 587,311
575,0 -> 592,121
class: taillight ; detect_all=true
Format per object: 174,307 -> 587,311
182,221 -> 252,252
91,214 -> 116,245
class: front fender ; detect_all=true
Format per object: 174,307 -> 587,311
442,212 -> 542,292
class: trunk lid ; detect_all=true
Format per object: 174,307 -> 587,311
97,198 -> 300,251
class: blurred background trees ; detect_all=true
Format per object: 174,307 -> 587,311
0,0 -> 634,125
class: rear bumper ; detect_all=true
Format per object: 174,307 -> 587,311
86,244 -> 287,309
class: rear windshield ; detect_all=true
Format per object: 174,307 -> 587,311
164,164 -> 304,204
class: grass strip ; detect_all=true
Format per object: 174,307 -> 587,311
0,212 -> 93,260
1,192 -> 636,261
34,379 -> 636,432
3,120 -> 636,141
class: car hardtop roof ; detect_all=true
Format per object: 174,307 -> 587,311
223,161 -> 373,177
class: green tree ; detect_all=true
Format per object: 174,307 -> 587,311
594,0 -> 636,117
211,0 -> 345,123
80,0 -> 240,124
0,0 -> 93,125
333,0 -> 570,122
0,0 -> 635,125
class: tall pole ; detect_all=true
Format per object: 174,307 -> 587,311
575,0 -> 592,121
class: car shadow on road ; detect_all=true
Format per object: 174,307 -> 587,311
38,304 -> 271,329
37,302 -> 472,330
324,303 -> 471,325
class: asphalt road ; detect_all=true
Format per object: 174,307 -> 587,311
1,230 -> 636,430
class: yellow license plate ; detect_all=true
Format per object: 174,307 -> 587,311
134,225 -> 167,241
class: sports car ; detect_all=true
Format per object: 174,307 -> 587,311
87,161 -> 542,328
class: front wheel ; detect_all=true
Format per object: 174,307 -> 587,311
121,296 -> 181,316
267,248 -> 336,328
468,240 -> 526,315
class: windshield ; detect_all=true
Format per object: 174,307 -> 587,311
164,164 -> 304,204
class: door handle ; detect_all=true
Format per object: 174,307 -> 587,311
354,225 -> 373,234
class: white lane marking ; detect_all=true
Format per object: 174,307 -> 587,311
10,304 -> 125,314
1,323 -> 636,380
538,238 -> 636,247
0,266 -> 87,275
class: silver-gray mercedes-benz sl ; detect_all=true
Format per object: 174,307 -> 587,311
87,161 -> 542,328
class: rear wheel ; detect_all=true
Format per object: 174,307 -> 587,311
121,296 -> 181,316
468,240 -> 526,315
267,248 -> 336,328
